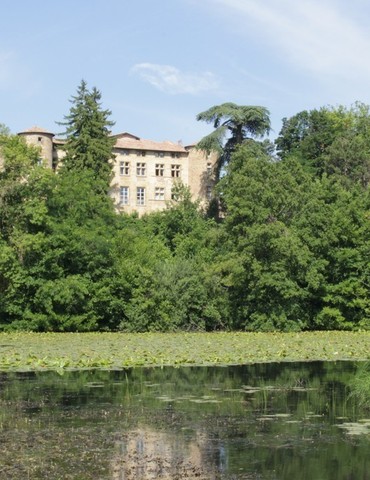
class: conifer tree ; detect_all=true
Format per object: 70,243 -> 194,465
58,80 -> 115,193
196,103 -> 271,180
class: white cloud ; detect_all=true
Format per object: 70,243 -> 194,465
131,63 -> 219,95
203,0 -> 370,80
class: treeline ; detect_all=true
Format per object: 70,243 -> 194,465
0,84 -> 369,332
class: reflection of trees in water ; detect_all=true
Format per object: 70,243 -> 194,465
1,362 -> 369,479
350,362 -> 370,408
112,427 -> 219,480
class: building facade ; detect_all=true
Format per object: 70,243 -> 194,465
17,127 -> 217,215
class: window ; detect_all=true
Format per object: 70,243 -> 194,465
136,162 -> 146,176
206,185 -> 212,200
119,186 -> 129,205
155,151 -> 165,157
121,149 -> 129,156
207,162 -> 213,174
136,150 -> 146,157
155,163 -> 164,176
137,187 -> 145,205
171,164 -> 181,178
155,187 -> 165,200
120,161 -> 130,175
38,137 -> 42,142
171,152 -> 180,158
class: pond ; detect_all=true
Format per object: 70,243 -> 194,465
0,361 -> 369,479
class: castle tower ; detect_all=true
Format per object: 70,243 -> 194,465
15,126 -> 216,215
186,144 -> 217,204
18,126 -> 55,169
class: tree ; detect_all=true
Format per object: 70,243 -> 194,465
217,142 -> 317,331
196,103 -> 271,180
0,123 -> 10,135
0,127 -> 121,332
0,133 -> 56,329
0,132 -> 54,240
217,140 -> 370,331
58,80 -> 115,193
325,132 -> 370,187
275,102 -> 370,185
143,182 -> 208,253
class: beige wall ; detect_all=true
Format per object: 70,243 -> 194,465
111,427 -> 217,480
18,131 -> 54,169
110,147 -> 190,215
187,146 -> 217,205
18,129 -> 219,215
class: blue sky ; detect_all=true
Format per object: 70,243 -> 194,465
1,0 -> 370,145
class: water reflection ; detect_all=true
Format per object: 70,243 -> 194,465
0,362 -> 369,479
112,428 -> 217,479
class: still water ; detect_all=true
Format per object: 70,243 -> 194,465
0,362 -> 369,479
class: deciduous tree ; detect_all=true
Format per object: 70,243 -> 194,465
275,102 -> 370,185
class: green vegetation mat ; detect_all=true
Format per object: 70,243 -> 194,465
0,331 -> 369,372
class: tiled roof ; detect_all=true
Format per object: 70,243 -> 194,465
113,135 -> 186,153
185,142 -> 197,148
111,132 -> 140,141
53,138 -> 66,145
18,128 -> 188,153
18,126 -> 55,136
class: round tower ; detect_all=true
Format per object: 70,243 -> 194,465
18,126 -> 55,169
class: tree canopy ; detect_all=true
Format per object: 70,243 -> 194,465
0,96 -> 370,333
275,102 -> 370,186
58,79 -> 116,193
196,103 -> 271,179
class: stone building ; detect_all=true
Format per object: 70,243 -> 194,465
17,127 -> 217,215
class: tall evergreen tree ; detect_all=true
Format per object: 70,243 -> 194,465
58,80 -> 115,193
196,103 -> 271,180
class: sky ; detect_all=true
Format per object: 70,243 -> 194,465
1,0 -> 370,145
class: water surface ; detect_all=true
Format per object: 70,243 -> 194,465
0,361 -> 369,479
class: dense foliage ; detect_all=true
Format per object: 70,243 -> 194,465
196,102 -> 271,180
0,332 -> 368,370
1,92 -> 370,332
58,80 -> 116,194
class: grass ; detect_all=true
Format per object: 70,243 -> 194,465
350,362 -> 370,408
0,331 -> 369,372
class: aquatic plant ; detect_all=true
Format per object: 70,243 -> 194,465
350,362 -> 370,408
0,331 -> 369,372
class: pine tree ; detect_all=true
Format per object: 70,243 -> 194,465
58,80 -> 115,193
196,103 -> 271,180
